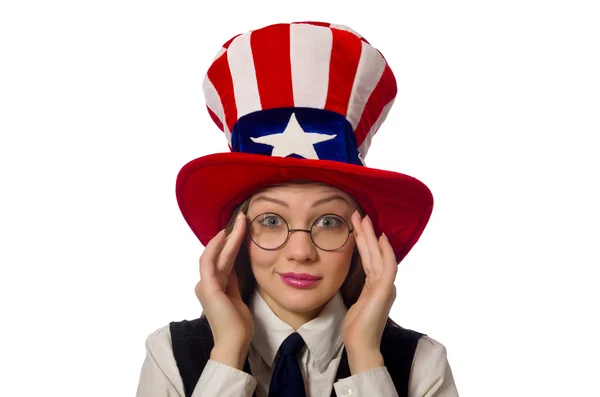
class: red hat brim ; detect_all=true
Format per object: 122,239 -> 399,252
176,152 -> 433,263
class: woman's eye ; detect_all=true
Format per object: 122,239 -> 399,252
258,215 -> 284,228
315,215 -> 344,228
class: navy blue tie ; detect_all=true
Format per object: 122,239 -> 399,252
268,332 -> 306,397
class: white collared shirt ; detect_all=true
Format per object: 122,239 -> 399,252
136,291 -> 459,397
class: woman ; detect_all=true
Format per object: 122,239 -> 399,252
136,21 -> 459,397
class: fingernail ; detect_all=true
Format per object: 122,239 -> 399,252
235,212 -> 244,226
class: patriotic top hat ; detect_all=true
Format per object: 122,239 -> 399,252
176,21 -> 434,262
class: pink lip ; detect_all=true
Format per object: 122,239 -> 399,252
279,273 -> 322,288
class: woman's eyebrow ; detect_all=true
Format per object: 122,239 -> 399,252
250,196 -> 289,207
312,195 -> 351,207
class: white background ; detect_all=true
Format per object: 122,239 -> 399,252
1,1 -> 599,396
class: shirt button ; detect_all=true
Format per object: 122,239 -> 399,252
342,386 -> 354,396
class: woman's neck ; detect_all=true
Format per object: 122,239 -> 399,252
257,288 -> 324,330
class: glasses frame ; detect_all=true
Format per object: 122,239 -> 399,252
248,212 -> 354,251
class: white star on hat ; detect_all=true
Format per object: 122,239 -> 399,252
250,113 -> 337,160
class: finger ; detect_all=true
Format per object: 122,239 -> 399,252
351,210 -> 373,275
200,229 -> 227,279
216,213 -> 247,273
379,233 -> 398,282
362,215 -> 384,276
225,268 -> 243,300
358,278 -> 371,300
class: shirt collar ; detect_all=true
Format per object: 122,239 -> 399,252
250,289 -> 347,373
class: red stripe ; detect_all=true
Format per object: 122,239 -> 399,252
251,23 -> 294,109
222,34 -> 241,49
354,65 -> 397,146
206,105 -> 223,132
292,21 -> 331,28
206,51 -> 238,132
324,29 -> 362,116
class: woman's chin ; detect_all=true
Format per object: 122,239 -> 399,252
257,275 -> 340,317
275,287 -> 329,313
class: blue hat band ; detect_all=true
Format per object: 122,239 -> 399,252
231,107 -> 364,166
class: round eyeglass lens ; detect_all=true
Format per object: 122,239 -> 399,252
250,213 -> 289,250
310,214 -> 351,251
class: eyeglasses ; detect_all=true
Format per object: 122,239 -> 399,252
248,212 -> 354,251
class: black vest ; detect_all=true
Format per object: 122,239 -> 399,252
170,316 -> 424,397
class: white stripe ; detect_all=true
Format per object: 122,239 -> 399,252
202,76 -> 232,145
358,98 -> 395,158
227,33 -> 262,119
330,24 -> 363,39
290,24 -> 332,109
346,41 -> 386,130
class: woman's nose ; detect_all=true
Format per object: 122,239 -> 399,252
284,229 -> 317,263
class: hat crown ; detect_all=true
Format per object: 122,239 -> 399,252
202,22 -> 397,163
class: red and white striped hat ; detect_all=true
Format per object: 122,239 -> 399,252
176,21 -> 433,262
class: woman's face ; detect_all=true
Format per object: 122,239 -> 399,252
245,182 -> 359,320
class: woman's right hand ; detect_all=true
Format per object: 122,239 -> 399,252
194,212 -> 253,369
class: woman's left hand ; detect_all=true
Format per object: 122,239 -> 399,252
342,211 -> 398,373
